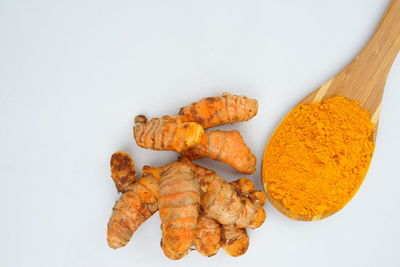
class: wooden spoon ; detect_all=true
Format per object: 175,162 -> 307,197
262,0 -> 400,221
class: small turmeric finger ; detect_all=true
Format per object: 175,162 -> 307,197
107,171 -> 160,248
230,178 -> 266,207
179,92 -> 258,129
248,207 -> 266,229
159,162 -> 200,260
195,214 -> 221,257
230,178 -> 266,229
182,130 -> 256,174
249,191 -> 266,206
110,151 -> 136,193
221,225 -> 249,257
230,178 -> 255,195
134,115 -> 204,153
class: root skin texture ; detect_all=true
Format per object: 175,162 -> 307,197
180,158 -> 266,229
107,151 -> 264,258
134,115 -> 204,153
158,161 -> 200,260
110,151 -> 136,193
194,215 -> 222,257
179,93 -> 258,129
222,225 -> 249,257
107,154 -> 160,249
182,130 -> 256,174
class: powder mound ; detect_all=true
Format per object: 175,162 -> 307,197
263,96 -> 375,219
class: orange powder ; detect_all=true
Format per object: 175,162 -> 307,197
262,96 -> 375,219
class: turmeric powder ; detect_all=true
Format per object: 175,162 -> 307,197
263,96 -> 375,219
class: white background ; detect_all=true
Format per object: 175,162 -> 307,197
1,0 -> 399,266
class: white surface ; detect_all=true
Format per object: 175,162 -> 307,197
0,0 -> 399,266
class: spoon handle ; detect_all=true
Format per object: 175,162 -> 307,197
355,0 -> 400,77
334,0 -> 400,114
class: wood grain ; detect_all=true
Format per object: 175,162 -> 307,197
302,0 -> 400,116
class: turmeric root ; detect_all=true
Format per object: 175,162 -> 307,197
182,130 -> 257,174
219,179 -> 255,257
133,115 -> 204,153
195,177 -> 260,257
221,225 -> 249,257
194,214 -> 221,257
230,178 -> 267,207
178,93 -> 258,129
110,151 -> 136,193
180,158 -> 266,228
108,93 -> 264,259
107,152 -> 160,249
158,161 -> 200,260
107,153 -> 264,258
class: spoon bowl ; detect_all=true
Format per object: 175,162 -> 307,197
262,0 -> 400,221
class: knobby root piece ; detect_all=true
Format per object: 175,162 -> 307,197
107,155 -> 264,257
180,158 -> 266,229
182,130 -> 256,174
178,92 -> 258,129
107,158 -> 160,249
230,178 -> 266,207
134,115 -> 204,152
221,225 -> 249,257
194,214 -> 221,257
159,161 -> 200,260
110,151 -> 137,193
